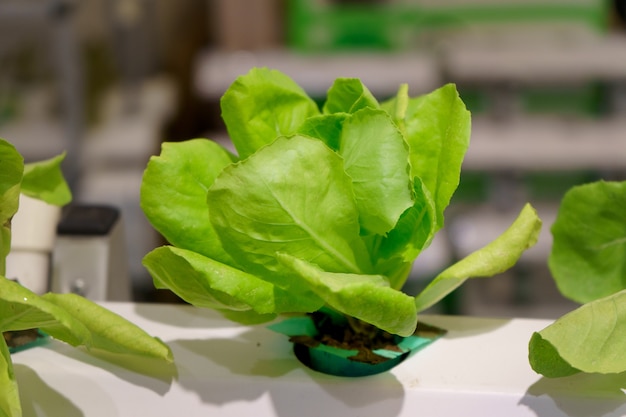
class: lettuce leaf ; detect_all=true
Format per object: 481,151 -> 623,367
143,245 -> 323,318
529,289 -> 626,377
323,77 -> 379,114
0,336 -> 19,417
0,279 -> 91,346
207,135 -> 373,282
41,293 -> 173,360
338,108 -> 413,235
278,253 -> 417,336
375,177 -> 437,288
221,67 -> 320,159
397,84 -> 471,231
549,181 -> 626,304
0,279 -> 174,417
21,153 -> 71,206
415,203 -> 541,312
0,140 -> 23,224
375,84 -> 470,287
0,140 -> 23,278
0,279 -> 172,361
140,139 -> 236,264
297,113 -> 347,151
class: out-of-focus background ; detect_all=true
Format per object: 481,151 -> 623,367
2,0 -> 625,318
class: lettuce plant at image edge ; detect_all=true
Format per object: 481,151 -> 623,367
529,180 -> 626,378
140,68 -> 542,361
0,139 -> 173,417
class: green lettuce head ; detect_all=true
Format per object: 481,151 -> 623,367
141,68 -> 541,336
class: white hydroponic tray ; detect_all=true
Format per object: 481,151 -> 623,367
11,302 -> 626,417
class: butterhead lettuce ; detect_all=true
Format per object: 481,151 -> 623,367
529,181 -> 626,377
141,68 -> 541,337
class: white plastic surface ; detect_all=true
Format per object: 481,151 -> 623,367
10,303 -> 626,417
4,251 -> 50,294
50,209 -> 131,301
10,195 -> 61,251
6,194 -> 61,294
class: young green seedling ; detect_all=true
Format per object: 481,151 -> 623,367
0,139 -> 173,417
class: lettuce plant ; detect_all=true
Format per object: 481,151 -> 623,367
141,68 -> 541,340
0,139 -> 173,417
529,181 -> 626,377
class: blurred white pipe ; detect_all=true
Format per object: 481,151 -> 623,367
6,194 -> 61,294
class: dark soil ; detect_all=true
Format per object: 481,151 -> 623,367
3,329 -> 41,349
289,311 -> 403,364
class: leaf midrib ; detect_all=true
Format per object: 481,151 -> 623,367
263,179 -> 362,274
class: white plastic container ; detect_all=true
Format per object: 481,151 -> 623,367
6,194 -> 61,294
